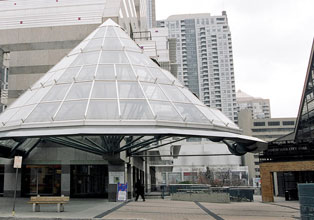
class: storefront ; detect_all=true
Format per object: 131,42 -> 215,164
21,165 -> 61,196
20,164 -> 109,198
71,165 -> 108,198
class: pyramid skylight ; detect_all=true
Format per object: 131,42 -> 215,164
0,19 -> 241,134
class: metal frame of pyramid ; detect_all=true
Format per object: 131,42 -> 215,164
0,19 -> 266,158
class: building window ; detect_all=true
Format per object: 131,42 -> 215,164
253,122 -> 265,126
268,121 -> 280,126
283,121 -> 295,126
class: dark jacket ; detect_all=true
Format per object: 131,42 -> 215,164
135,181 -> 144,194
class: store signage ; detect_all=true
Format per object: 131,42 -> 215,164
109,171 -> 125,184
13,156 -> 22,169
117,182 -> 128,201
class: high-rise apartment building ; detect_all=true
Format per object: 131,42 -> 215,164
146,0 -> 156,28
237,90 -> 271,119
158,12 -> 237,121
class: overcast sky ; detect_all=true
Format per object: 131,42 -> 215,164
155,0 -> 314,118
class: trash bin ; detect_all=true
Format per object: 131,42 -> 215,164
298,184 -> 314,220
285,190 -> 290,201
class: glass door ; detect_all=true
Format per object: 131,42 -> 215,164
70,165 -> 108,198
22,165 -> 61,196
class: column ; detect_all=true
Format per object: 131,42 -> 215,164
61,165 -> 70,196
108,161 -> 125,202
127,163 -> 133,199
273,172 -> 279,196
260,165 -> 274,202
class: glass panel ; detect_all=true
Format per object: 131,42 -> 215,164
127,51 -> 150,66
116,64 -> 136,80
120,100 -> 154,120
91,82 -> 117,98
57,67 -> 81,83
25,102 -> 60,123
31,71 -> 55,89
42,84 -> 70,101
70,165 -> 107,197
0,108 -> 19,126
44,69 -> 66,86
148,67 -> 172,84
8,89 -> 36,108
54,100 -> 87,121
103,38 -> 123,50
68,40 -> 89,56
93,27 -> 107,38
197,106 -> 225,127
100,51 -> 129,64
65,82 -> 92,100
105,27 -> 117,38
114,27 -> 129,39
160,85 -> 190,103
211,108 -> 238,128
118,82 -> 144,98
133,66 -> 154,82
70,51 -> 100,66
120,38 -> 141,51
84,38 -> 103,52
179,87 -> 203,105
22,165 -> 61,196
6,105 -> 36,125
87,100 -> 119,119
141,83 -> 167,100
150,101 -> 182,121
95,64 -> 115,80
161,69 -> 183,86
76,65 -> 97,81
27,86 -> 51,105
174,103 -> 209,123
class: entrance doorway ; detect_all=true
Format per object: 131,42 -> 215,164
277,171 -> 314,200
70,165 -> 108,198
22,165 -> 61,196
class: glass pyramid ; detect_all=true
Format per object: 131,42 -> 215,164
0,19 -> 240,135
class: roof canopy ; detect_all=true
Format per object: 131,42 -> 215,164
0,19 -> 267,157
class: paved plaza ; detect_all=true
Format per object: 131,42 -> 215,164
0,196 -> 300,220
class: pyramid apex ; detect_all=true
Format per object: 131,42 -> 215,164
101,18 -> 120,27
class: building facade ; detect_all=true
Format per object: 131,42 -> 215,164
0,0 -> 149,199
0,0 -> 148,108
135,27 -> 177,77
259,40 -> 314,202
238,109 -> 296,185
237,90 -> 271,119
157,12 -> 237,122
146,0 -> 156,28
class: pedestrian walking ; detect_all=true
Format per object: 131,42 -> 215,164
135,179 -> 145,201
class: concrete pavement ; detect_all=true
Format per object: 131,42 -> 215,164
0,196 -> 300,220
103,197 -> 300,220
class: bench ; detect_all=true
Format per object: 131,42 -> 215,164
28,195 -> 69,212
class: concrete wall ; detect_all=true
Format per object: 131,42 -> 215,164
0,24 -> 99,104
172,192 -> 230,203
